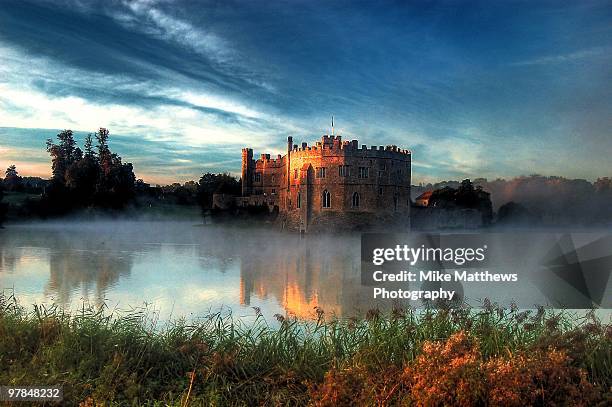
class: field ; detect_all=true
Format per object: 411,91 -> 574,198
0,293 -> 610,406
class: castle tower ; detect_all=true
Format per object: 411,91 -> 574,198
241,148 -> 253,196
286,136 -> 293,199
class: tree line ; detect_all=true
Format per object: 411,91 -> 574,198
0,128 -> 242,221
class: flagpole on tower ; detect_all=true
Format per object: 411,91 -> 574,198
331,115 -> 334,136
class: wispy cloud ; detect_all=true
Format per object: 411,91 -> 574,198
511,47 -> 610,66
114,0 -> 233,65
0,43 -> 298,146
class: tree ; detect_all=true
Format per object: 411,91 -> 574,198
4,165 -> 23,191
429,179 -> 493,224
197,173 -> 240,210
65,156 -> 99,206
47,130 -> 78,182
5,165 -> 17,178
84,133 -> 95,158
96,128 -> 112,177
43,128 -> 136,211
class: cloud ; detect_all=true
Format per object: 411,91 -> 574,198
0,1 -> 610,185
116,0 -> 234,65
0,43 -> 305,151
510,47 -> 610,66
105,0 -> 275,92
0,40 -> 303,184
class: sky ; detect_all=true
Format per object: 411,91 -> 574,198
0,0 -> 610,185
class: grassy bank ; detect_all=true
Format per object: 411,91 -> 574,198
0,294 -> 610,406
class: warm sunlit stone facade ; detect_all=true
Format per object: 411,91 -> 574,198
239,135 -> 411,232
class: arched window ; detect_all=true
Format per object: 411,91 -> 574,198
352,192 -> 360,208
297,192 -> 301,209
322,190 -> 331,208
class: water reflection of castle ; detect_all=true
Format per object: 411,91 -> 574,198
238,238 -> 387,318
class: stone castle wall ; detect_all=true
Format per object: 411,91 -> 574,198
241,135 -> 411,232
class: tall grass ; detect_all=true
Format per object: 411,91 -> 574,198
0,292 -> 610,406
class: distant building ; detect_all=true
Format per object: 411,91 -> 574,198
415,190 -> 433,207
239,134 -> 412,232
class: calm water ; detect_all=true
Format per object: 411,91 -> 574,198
0,221 -> 376,321
1,221 -> 609,322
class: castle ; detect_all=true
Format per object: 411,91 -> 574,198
238,134 -> 412,232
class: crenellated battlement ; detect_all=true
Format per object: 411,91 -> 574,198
288,135 -> 411,158
247,135 -> 411,167
252,153 -> 285,167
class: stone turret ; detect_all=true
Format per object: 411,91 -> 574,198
241,148 -> 253,196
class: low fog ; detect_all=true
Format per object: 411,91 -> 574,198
413,175 -> 612,227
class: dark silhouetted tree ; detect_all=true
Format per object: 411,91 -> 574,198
429,179 -> 493,224
65,156 -> 99,206
96,128 -> 112,177
4,165 -> 23,191
84,133 -> 95,158
43,128 -> 136,212
46,130 -> 80,183
197,173 -> 240,210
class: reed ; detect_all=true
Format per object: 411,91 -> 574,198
0,292 -> 609,406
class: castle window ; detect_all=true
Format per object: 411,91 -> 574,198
322,189 -> 331,208
352,192 -> 360,208
271,188 -> 276,195
379,187 -> 383,195
254,173 -> 261,182
294,169 -> 298,179
316,167 -> 326,178
271,175 -> 275,183
358,167 -> 369,179
297,192 -> 301,208
338,165 -> 349,177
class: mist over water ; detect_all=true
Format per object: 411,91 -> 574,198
0,220 -> 609,322
0,221 -> 372,321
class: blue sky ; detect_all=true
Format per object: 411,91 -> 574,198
0,0 -> 610,185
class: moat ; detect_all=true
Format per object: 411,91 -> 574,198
0,221 -> 371,320
1,221 -> 608,320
